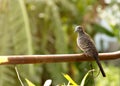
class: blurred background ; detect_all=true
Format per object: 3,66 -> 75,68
0,0 -> 120,86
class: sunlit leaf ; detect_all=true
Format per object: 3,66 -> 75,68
25,78 -> 35,86
63,73 -> 78,86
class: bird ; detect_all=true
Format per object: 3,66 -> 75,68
74,25 -> 106,77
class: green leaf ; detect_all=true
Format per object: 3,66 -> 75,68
93,24 -> 114,37
19,0 -> 33,54
25,78 -> 35,86
63,73 -> 78,86
80,69 -> 95,86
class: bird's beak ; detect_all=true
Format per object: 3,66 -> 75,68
74,29 -> 77,32
74,26 -> 78,32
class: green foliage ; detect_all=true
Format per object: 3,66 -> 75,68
95,65 -> 120,86
93,24 -> 114,37
111,25 -> 120,41
0,65 -> 20,86
24,69 -> 95,86
0,0 -> 119,86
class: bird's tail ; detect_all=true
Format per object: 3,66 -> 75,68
94,56 -> 106,77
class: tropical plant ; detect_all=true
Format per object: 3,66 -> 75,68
0,0 -> 119,86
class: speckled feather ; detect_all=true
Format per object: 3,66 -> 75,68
75,26 -> 106,77
77,32 -> 98,57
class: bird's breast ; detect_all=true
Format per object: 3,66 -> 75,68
77,36 -> 98,57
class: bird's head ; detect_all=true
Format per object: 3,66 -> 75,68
74,26 -> 84,33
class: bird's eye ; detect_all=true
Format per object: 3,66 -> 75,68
78,27 -> 82,31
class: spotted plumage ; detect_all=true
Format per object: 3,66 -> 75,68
75,26 -> 106,77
